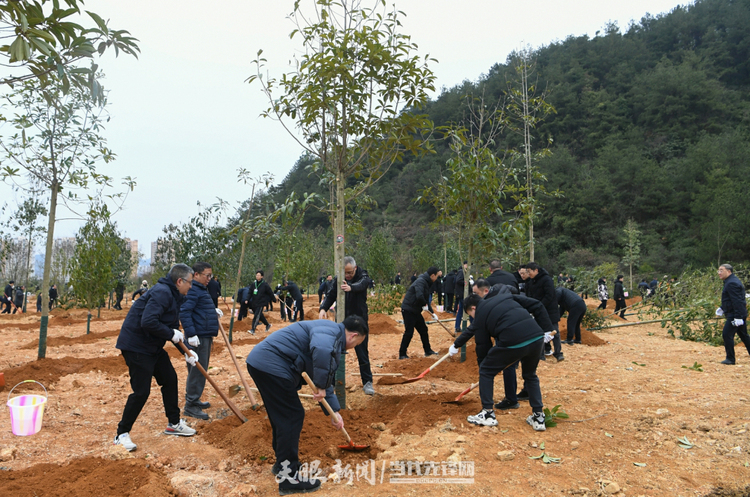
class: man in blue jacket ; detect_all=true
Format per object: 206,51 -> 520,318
398,267 -> 440,359
716,264 -> 750,365
246,316 -> 368,495
114,263 -> 198,452
180,262 -> 222,420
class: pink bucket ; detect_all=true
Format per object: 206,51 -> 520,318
7,380 -> 47,436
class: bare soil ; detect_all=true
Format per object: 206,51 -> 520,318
1,296 -> 749,497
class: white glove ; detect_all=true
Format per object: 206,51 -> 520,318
544,331 -> 555,343
185,350 -> 198,366
422,305 -> 429,312
715,307 -> 724,317
733,318 -> 745,327
171,329 -> 184,343
432,313 -> 439,321
187,336 -> 200,347
215,308 -> 223,317
448,344 -> 460,357
131,300 -> 135,304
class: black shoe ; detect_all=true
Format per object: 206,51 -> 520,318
279,478 -> 321,495
721,359 -> 736,365
517,390 -> 529,401
573,341 -> 582,344
196,401 -> 210,409
425,350 -> 439,357
564,340 -> 575,345
266,324 -> 272,332
554,354 -> 565,362
272,461 -> 282,476
183,406 -> 209,420
398,355 -> 410,360
494,399 -> 520,410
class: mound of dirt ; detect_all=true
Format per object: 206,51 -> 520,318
377,347 -> 479,385
19,329 -> 120,350
368,313 -> 402,335
558,321 -> 608,346
3,355 -> 127,387
0,457 -> 175,497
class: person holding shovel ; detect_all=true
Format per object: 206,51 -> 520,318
398,266 -> 440,360
449,291 -> 555,430
246,316 -> 368,495
114,263 -> 198,452
250,270 -> 276,334
717,263 -> 750,365
180,262 -> 223,420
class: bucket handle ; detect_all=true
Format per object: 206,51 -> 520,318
7,380 -> 48,404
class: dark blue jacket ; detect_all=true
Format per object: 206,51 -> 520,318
556,286 -> 586,316
116,277 -> 184,355
401,271 -> 435,315
180,281 -> 219,339
721,274 -> 747,320
526,268 -> 560,323
246,320 -> 345,412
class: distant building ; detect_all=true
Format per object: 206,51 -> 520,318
124,239 -> 139,279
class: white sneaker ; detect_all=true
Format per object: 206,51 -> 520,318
526,412 -> 547,431
362,381 -> 375,396
164,419 -> 196,437
114,432 -> 137,451
467,409 -> 498,427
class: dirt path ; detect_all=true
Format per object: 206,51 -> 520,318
1,297 -> 749,496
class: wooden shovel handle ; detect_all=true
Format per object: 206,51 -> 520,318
427,352 -> 452,372
176,340 -> 247,423
301,372 -> 351,444
218,320 -> 259,407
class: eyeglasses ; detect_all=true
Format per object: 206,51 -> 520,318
180,278 -> 193,286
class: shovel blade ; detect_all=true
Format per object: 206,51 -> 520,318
338,441 -> 370,452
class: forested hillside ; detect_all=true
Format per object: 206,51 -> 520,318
269,0 -> 750,275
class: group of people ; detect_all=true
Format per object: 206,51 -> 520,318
1,280 -> 58,313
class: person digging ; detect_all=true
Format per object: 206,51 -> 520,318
448,292 -> 555,431
114,263 -> 198,452
246,316 -> 368,495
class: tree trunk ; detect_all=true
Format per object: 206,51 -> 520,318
228,184 -> 257,342
23,229 -> 32,312
38,182 -> 58,359
334,170 -> 346,323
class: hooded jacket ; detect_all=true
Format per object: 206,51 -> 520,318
320,266 -> 372,321
526,267 -> 560,323
487,269 -> 519,292
246,320 -> 346,412
614,280 -> 625,300
401,271 -> 435,315
556,286 -> 586,316
117,276 -> 185,355
250,278 -> 276,308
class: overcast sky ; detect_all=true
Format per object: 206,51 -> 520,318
2,0 -> 684,258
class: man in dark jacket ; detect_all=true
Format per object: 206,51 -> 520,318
319,257 -> 375,395
114,264 -> 198,452
514,266 -> 528,296
207,276 -> 221,308
12,285 -> 24,314
180,262 -> 221,420
132,280 -> 148,303
433,272 -> 444,307
444,270 -> 456,315
398,267 -> 440,359
250,270 -> 276,334
454,262 -> 469,330
48,284 -> 58,310
487,260 -> 519,292
280,280 -> 305,322
449,292 -> 553,431
649,277 -> 658,296
246,316 -> 368,495
394,272 -> 402,285
613,275 -> 627,319
114,281 -> 125,310
525,262 -> 563,362
237,284 -> 250,321
716,264 -> 750,365
557,286 -> 587,344
638,279 -> 650,297
3,280 -> 14,314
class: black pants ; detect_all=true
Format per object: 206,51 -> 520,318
614,298 -> 626,318
247,365 -> 304,472
238,302 -> 249,321
118,349 -> 180,435
597,299 -> 607,310
293,297 -> 304,322
399,310 -> 432,356
445,293 -> 454,314
503,362 -> 520,402
566,302 -> 586,342
723,320 -> 750,363
437,292 -> 443,306
1,300 -> 10,313
480,339 -> 544,412
252,305 -> 270,330
354,332 -> 372,385
318,290 -> 324,303
115,293 -> 123,310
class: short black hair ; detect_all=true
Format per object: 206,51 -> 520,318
193,261 -> 212,274
464,293 -> 483,311
427,266 -> 439,276
474,278 -> 491,291
343,315 -> 369,336
256,270 -> 264,277
9,280 -> 14,284
526,262 -> 540,271
617,274 -> 623,280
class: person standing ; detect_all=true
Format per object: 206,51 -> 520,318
246,316 -> 368,495
237,284 -> 250,321
317,276 -> 327,303
444,270 -> 456,315
398,267 -> 440,359
454,262 -> 469,332
487,260 -> 519,292
448,292 -> 554,431
648,276 -> 658,297
716,264 -> 750,365
638,279 -> 650,297
250,270 -> 276,334
319,257 -> 375,395
48,284 -> 58,310
280,280 -> 305,322
525,262 -> 564,362
597,277 -> 609,309
394,272 -> 402,285
114,281 -> 125,310
557,286 -> 587,344
207,275 -> 221,308
180,262 -> 222,420
613,275 -> 627,319
13,285 -> 24,314
114,263 -> 198,452
514,266 -> 528,296
3,281 -> 14,314
433,271 -> 444,307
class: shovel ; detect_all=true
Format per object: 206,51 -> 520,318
217,319 -> 261,410
301,372 -> 369,452
175,340 -> 247,423
380,351 -> 452,385
422,310 -> 456,337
